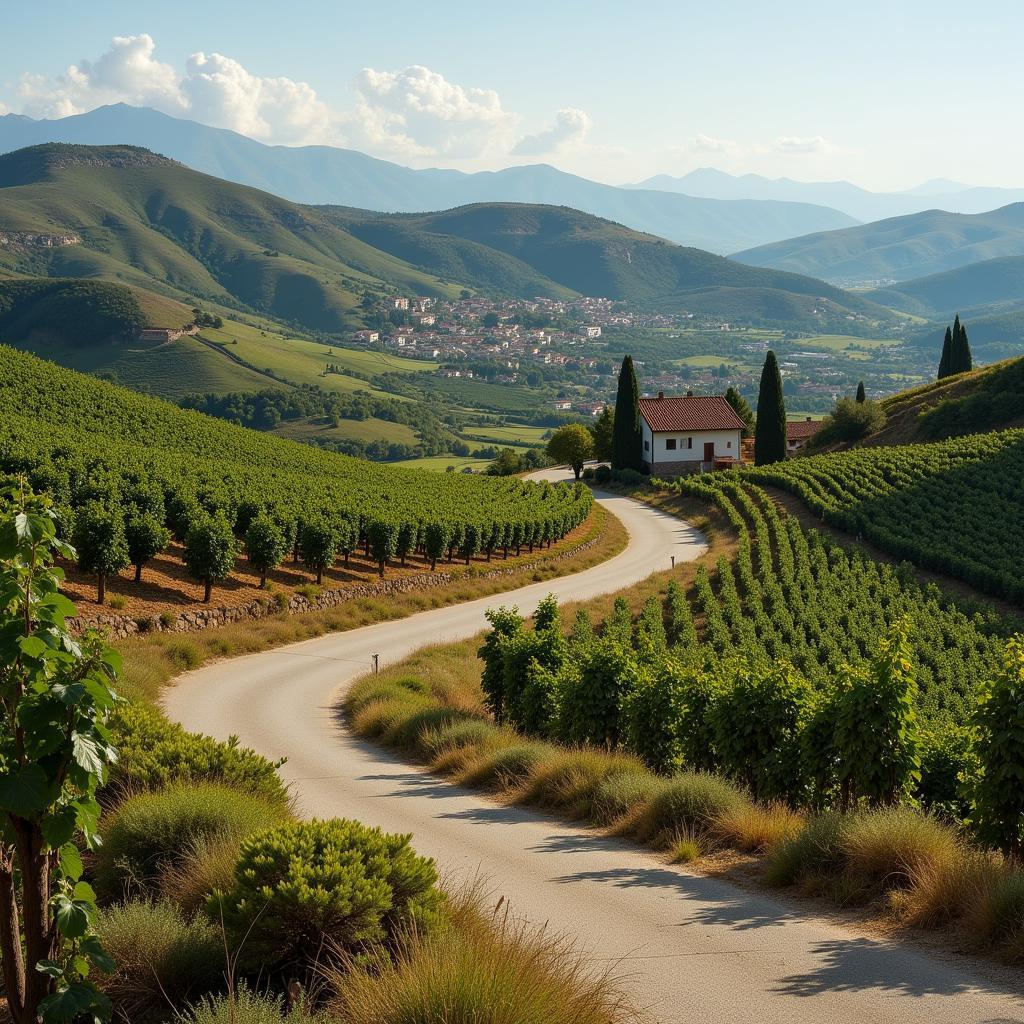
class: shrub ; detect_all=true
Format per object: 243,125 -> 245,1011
160,833 -> 244,915
96,901 -> 222,1020
969,870 -> 1024,948
764,813 -> 853,887
522,749 -> 648,819
591,771 -> 664,826
418,718 -> 496,760
713,802 -> 804,854
810,396 -> 886,446
180,985 -> 327,1024
213,818 -> 444,972
459,741 -> 555,790
96,783 -> 287,898
107,704 -> 289,806
327,892 -> 633,1024
634,773 -> 749,845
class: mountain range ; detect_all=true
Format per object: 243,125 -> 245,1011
0,143 -> 892,335
631,168 -> 1024,223
0,105 -> 857,255
732,205 -> 1024,285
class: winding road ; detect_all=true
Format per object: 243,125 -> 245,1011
164,471 -> 1023,1023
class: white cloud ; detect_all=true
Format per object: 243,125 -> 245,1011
348,64 -> 518,159
688,134 -> 746,158
512,107 -> 592,156
16,34 -> 335,144
771,135 -> 835,155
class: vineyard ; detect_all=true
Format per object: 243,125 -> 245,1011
0,348 -> 592,594
476,477 -> 1019,816
743,428 -> 1024,603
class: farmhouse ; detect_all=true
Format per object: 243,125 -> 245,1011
639,392 -> 744,475
787,417 -> 824,454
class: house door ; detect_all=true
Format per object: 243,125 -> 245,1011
703,441 -> 715,463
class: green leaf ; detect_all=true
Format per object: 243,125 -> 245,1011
71,734 -> 105,776
80,935 -> 115,974
38,982 -> 109,1024
54,894 -> 90,939
42,807 -> 79,849
0,764 -> 51,816
35,960 -> 65,978
58,843 -> 84,882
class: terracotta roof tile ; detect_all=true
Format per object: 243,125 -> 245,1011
638,395 -> 745,432
787,418 -> 824,440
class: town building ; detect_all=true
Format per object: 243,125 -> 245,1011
639,392 -> 744,476
787,417 -> 824,454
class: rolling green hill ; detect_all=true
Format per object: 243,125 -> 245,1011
733,204 -> 1024,284
868,255 -> 1024,318
0,144 -> 463,333
325,203 -> 893,328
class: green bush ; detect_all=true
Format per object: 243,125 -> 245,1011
591,770 -> 664,825
765,812 -> 854,886
418,718 -> 497,759
635,772 -> 749,843
107,704 -> 289,807
96,901 -> 222,1020
96,783 -> 287,898
212,818 -> 443,971
459,741 -> 555,789
180,985 -> 327,1024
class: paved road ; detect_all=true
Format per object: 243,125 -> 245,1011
164,471 -> 1023,1023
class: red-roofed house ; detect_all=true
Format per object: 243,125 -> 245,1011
787,417 -> 824,454
639,392 -> 745,475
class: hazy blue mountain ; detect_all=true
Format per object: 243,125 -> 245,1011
0,104 -> 856,254
628,168 -> 1024,222
732,205 -> 1024,284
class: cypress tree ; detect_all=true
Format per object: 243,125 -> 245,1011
938,325 -> 953,379
754,350 -> 787,466
612,354 -> 642,471
855,380 -> 866,404
724,385 -> 755,436
951,313 -> 973,374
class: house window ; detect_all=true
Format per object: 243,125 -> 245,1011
686,437 -> 693,450
727,441 -> 732,449
665,437 -> 677,451
644,439 -> 649,451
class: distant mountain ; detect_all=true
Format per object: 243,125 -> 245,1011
0,104 -> 857,254
629,168 -> 1024,222
0,143 -> 893,333
323,203 -> 892,324
732,205 -> 1024,284
867,255 -> 1024,319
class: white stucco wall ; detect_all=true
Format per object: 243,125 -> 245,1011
641,420 -> 741,466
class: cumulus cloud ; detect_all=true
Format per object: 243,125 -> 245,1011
16,33 -> 335,143
348,64 -> 518,159
511,107 -> 592,157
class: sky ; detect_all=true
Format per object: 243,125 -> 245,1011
3,0 -> 1023,190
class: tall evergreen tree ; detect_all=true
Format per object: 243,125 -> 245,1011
754,350 -> 787,466
951,313 -> 973,374
611,354 -> 642,471
724,386 -> 755,436
855,380 -> 866,404
938,325 -> 953,379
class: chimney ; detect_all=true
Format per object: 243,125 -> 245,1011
686,389 -> 693,397
657,391 -> 664,400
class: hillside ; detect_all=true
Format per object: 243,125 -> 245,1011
0,144 -> 893,332
325,203 -> 894,326
867,255 -> 1024,318
0,143 -> 463,333
733,204 -> 1024,284
0,104 -> 858,253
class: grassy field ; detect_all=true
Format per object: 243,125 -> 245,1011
400,455 -> 492,473
197,322 -> 425,398
274,415 -> 419,446
463,423 -> 551,445
12,333 -> 276,399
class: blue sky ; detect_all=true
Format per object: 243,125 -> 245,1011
4,0 -> 1022,188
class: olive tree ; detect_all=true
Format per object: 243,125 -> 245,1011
546,424 -> 594,480
301,518 -> 339,584
73,500 -> 130,604
184,513 -> 238,602
0,486 -> 118,1024
245,513 -> 287,586
125,511 -> 171,583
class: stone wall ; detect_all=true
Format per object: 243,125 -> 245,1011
70,529 -> 603,641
